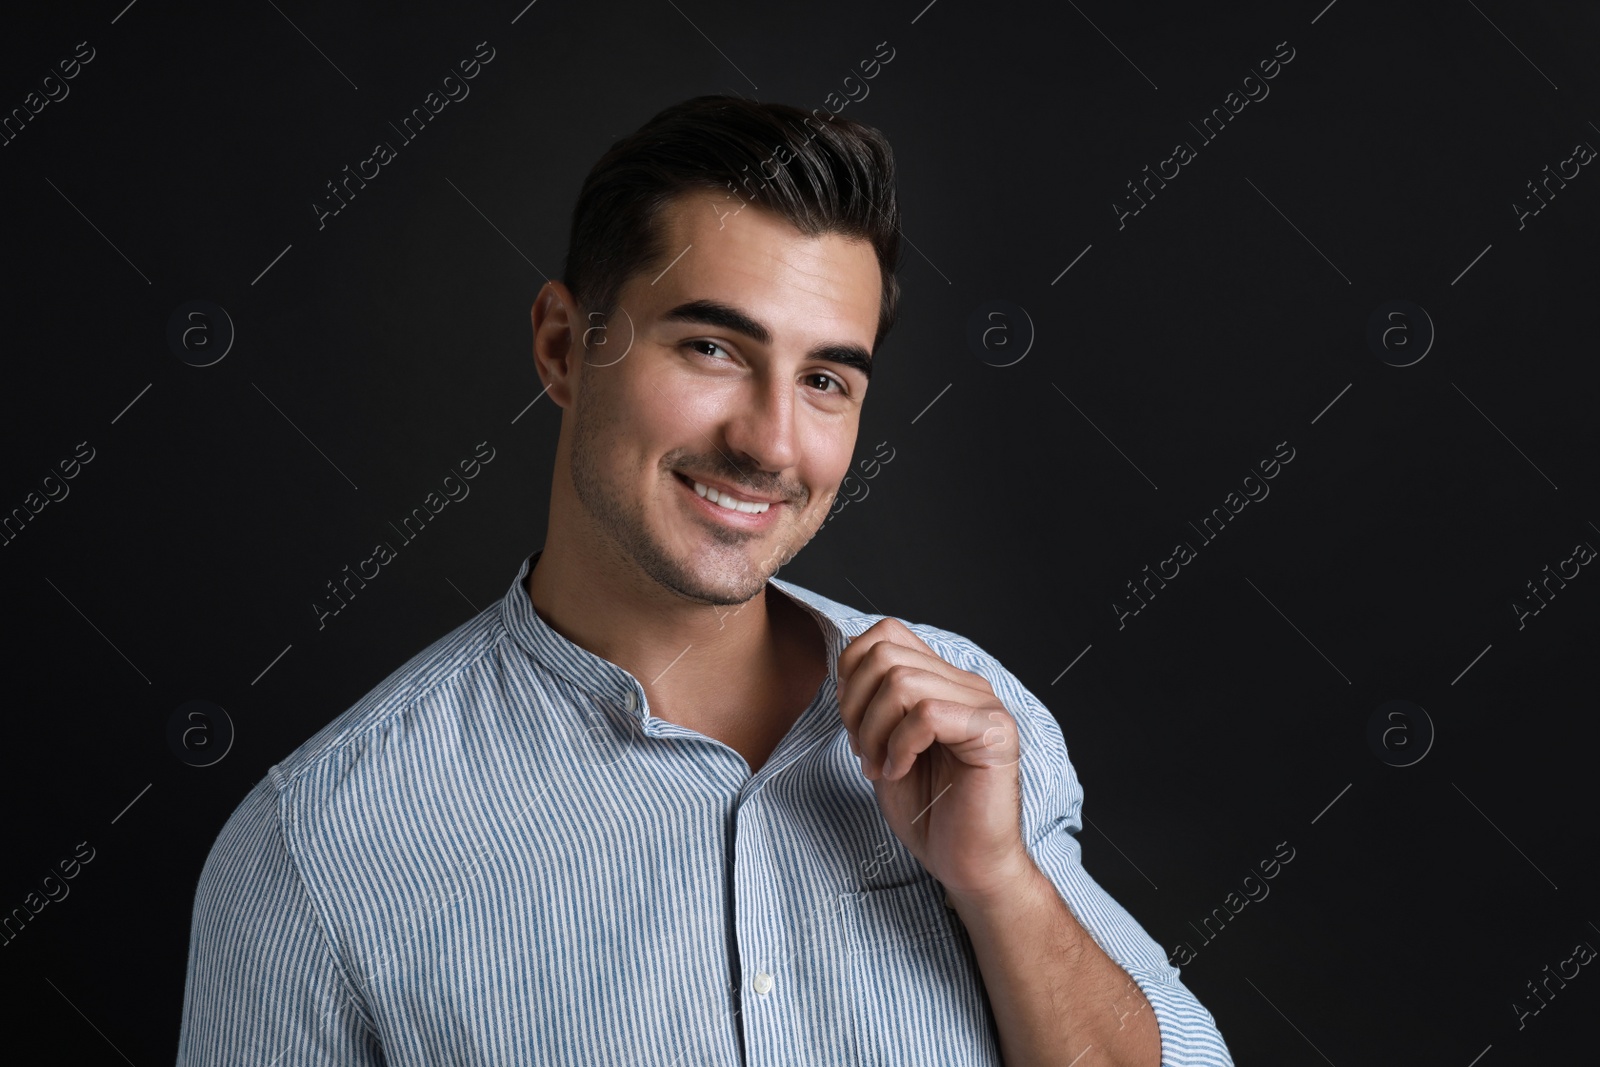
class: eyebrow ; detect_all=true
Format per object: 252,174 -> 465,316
660,299 -> 873,382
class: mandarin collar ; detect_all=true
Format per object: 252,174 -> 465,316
500,549 -> 860,723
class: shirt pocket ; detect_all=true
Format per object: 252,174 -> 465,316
836,876 -> 1002,1067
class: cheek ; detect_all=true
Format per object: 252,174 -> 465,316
806,451 -> 858,510
638,358 -> 740,432
810,423 -> 858,482
613,367 -> 700,445
574,386 -> 669,496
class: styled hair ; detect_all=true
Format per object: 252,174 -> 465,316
561,94 -> 902,353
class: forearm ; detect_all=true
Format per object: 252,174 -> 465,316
947,858 -> 1162,1067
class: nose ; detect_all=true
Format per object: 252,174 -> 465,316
722,366 -> 800,484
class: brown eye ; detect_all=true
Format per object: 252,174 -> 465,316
684,339 -> 733,360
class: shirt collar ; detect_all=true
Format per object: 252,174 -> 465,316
500,549 -> 866,724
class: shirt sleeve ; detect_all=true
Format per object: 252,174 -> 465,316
928,628 -> 1235,1067
176,776 -> 385,1066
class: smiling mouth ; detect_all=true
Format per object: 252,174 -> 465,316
674,471 -> 780,514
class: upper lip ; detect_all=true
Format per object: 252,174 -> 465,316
677,470 -> 785,505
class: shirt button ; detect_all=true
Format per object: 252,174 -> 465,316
753,972 -> 774,995
624,690 -> 638,711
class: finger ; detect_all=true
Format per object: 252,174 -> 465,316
878,699 -> 945,781
956,706 -> 1022,770
876,697 -> 1024,780
857,667 -> 987,778
836,616 -> 932,690
882,702 -> 1020,780
845,653 -> 995,767
839,634 -> 993,743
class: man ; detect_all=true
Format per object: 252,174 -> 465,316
177,95 -> 1233,1066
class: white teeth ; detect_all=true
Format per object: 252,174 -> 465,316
692,479 -> 771,514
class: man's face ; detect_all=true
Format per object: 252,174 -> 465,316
564,190 -> 881,607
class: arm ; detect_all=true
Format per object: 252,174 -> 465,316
940,637 -> 1234,1067
838,618 -> 1232,1066
176,778 -> 384,1066
947,851 -> 1160,1066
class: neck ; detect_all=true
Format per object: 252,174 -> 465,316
525,533 -> 792,710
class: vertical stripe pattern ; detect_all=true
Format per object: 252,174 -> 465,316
177,550 -> 1233,1065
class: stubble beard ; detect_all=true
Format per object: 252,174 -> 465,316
568,378 -> 803,607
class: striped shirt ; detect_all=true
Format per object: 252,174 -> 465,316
177,549 -> 1233,1065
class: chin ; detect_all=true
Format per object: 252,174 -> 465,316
682,570 -> 767,608
647,539 -> 762,603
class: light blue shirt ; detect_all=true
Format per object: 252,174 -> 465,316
178,549 -> 1232,1065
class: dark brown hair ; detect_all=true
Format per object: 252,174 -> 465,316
561,94 -> 902,353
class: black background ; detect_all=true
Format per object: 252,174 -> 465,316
3,0 -> 1597,1062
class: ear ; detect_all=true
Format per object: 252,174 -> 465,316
531,280 -> 583,409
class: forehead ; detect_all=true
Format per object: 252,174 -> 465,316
633,191 -> 882,346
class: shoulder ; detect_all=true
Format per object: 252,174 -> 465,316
268,602 -> 509,809
191,603 -> 535,941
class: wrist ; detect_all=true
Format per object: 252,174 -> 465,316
942,847 -> 1041,911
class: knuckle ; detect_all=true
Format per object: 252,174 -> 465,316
884,660 -> 912,681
